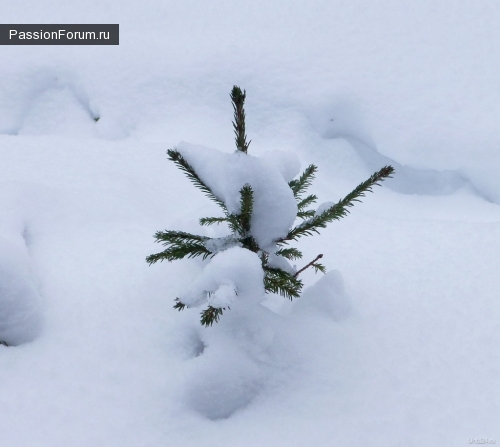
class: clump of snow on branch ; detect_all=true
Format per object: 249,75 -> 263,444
315,201 -> 335,216
266,251 -> 296,275
177,142 -> 300,249
180,246 -> 264,309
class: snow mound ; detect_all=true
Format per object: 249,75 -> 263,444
179,291 -> 285,420
294,270 -> 352,321
310,102 -> 475,197
182,338 -> 264,420
1,68 -> 98,137
0,235 -> 42,345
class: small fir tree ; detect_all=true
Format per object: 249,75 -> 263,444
147,86 -> 394,326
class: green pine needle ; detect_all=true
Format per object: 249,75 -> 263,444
200,306 -> 225,326
199,216 -> 228,226
282,165 -> 394,243
239,183 -> 254,234
297,194 -> 318,211
224,213 -> 242,234
231,86 -> 251,153
167,149 -> 228,212
146,242 -> 212,264
338,165 -> 394,207
263,266 -> 303,300
153,230 -> 208,245
173,298 -> 186,311
313,263 -> 326,274
289,164 -> 317,199
296,209 -> 316,220
275,247 -> 303,260
146,231 -> 214,264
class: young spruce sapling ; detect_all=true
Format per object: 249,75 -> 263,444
147,86 -> 394,326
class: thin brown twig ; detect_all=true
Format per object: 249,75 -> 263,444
294,253 -> 323,277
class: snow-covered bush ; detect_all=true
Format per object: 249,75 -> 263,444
147,86 -> 394,326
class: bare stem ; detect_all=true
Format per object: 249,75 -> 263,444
294,253 -> 323,277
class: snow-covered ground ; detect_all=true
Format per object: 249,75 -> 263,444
1,1 -> 500,446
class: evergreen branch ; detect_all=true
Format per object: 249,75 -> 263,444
263,266 -> 303,300
275,247 -> 303,260
203,234 -> 241,254
146,242 -> 212,264
153,230 -> 208,246
199,216 -> 228,226
173,298 -> 186,311
231,86 -> 251,153
279,218 -> 323,242
148,230 -> 212,263
288,164 -> 317,199
200,306 -> 225,326
294,253 -> 324,277
313,263 -> 326,274
239,183 -> 254,233
226,213 -> 242,234
240,235 -> 259,252
297,194 -> 318,211
167,149 -> 228,211
281,165 -> 395,243
316,164 -> 394,220
338,165 -> 394,206
297,210 -> 316,220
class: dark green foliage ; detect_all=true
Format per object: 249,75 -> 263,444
297,194 -> 318,212
200,306 -> 225,326
147,85 -> 394,326
312,262 -> 326,274
199,216 -> 227,226
279,165 -> 394,244
239,184 -> 254,233
167,149 -> 228,212
231,86 -> 251,153
263,266 -> 303,300
173,298 -> 186,311
146,230 -> 212,263
275,247 -> 303,260
288,164 -> 317,199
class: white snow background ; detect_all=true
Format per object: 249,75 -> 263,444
1,1 -> 500,445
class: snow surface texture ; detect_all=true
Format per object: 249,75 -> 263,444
0,235 -> 42,345
308,101 -> 476,197
1,0 -> 500,446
